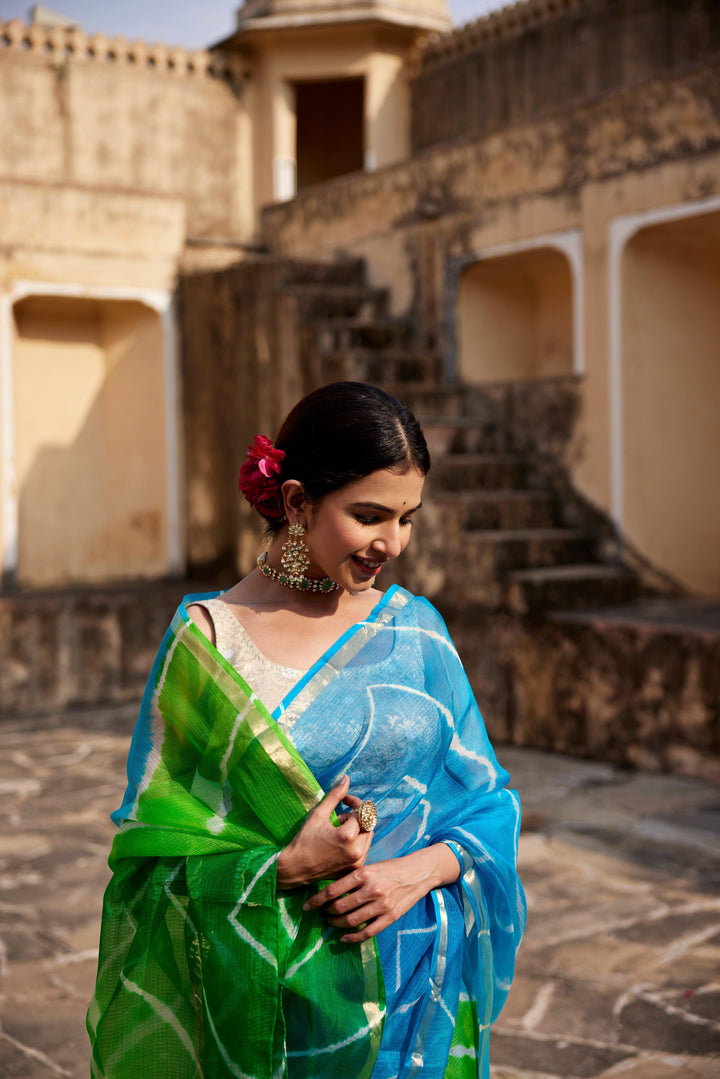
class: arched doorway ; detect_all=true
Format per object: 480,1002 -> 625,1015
457,244 -> 576,383
9,293 -> 176,586
620,209 -> 720,594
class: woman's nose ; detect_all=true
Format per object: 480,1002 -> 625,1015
373,522 -> 404,559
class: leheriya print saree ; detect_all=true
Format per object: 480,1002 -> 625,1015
89,585 -> 525,1079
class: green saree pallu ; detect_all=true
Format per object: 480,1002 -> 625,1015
88,611 -> 385,1079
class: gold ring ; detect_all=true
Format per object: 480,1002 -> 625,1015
357,800 -> 378,833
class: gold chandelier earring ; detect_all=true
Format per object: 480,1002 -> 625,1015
257,521 -> 340,593
281,522 -> 311,585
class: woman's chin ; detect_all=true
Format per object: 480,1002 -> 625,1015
338,567 -> 379,594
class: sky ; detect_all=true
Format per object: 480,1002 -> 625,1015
0,0 -> 510,48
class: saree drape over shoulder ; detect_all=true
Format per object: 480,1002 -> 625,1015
89,585 -> 526,1079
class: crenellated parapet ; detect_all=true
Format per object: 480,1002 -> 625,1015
411,0 -> 720,151
0,18 -> 234,78
419,0 -> 587,69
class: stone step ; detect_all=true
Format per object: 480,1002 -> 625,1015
505,563 -> 642,614
432,490 -> 557,530
311,318 -> 415,351
470,529 -> 597,572
421,416 -> 504,455
282,283 -> 389,321
432,452 -> 529,490
320,349 -> 444,386
278,258 -> 367,288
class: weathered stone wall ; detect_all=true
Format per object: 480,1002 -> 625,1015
180,254 -> 388,576
513,607 -> 720,783
0,582 -> 188,717
442,602 -> 720,784
179,258 -> 323,577
0,19 -> 245,239
411,0 -> 720,152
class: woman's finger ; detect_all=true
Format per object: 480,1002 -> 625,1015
304,871 -> 358,910
340,914 -> 393,944
327,902 -> 381,930
342,794 -> 363,809
319,774 -> 350,816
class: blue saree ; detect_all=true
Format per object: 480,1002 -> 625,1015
94,583 -> 525,1078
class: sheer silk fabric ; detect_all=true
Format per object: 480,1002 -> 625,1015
88,585 -> 525,1078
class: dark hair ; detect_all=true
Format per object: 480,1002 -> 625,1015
267,382 -> 430,532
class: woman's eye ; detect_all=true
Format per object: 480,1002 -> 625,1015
355,515 -> 377,525
400,517 -> 414,527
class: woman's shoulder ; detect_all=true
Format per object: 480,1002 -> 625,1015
176,590 -> 225,638
184,595 -> 223,646
179,590 -> 224,616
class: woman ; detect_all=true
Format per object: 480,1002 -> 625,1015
88,382 -> 525,1079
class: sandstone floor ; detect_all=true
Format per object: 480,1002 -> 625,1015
0,707 -> 718,1079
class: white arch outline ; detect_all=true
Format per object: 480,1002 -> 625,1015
607,193 -> 720,530
447,228 -> 584,381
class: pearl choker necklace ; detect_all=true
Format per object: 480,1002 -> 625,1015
256,551 -> 340,593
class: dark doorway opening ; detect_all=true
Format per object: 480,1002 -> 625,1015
295,77 -> 364,189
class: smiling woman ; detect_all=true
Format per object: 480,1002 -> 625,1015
88,382 -> 526,1079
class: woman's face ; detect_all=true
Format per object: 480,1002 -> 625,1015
301,467 -> 425,593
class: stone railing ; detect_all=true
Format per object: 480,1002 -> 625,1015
0,18 -> 233,78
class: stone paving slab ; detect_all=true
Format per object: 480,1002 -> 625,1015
0,708 -> 719,1078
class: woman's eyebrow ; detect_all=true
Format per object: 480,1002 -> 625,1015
352,501 -> 423,513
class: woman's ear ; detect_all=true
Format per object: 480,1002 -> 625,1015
281,479 -> 309,526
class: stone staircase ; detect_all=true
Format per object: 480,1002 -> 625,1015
272,259 -> 720,781
278,258 -> 642,617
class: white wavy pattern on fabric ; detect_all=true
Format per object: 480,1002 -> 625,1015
228,851 -> 281,970
285,1013 -> 385,1058
202,986 -> 261,1079
119,974 -> 204,1072
284,926 -> 335,980
93,586 -> 524,1079
283,588 -> 526,1078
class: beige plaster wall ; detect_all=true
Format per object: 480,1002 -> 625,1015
577,153 -> 720,517
458,248 -> 573,382
621,212 -> 720,595
12,296 -> 169,586
0,182 -> 186,292
0,35 -> 244,240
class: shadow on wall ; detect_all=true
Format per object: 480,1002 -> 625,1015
12,295 -> 170,588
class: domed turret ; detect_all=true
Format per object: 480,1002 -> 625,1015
218,0 -> 453,224
234,0 -> 451,35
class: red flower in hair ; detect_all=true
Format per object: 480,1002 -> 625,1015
238,435 -> 286,520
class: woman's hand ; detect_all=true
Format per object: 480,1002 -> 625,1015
277,775 -> 373,889
302,843 -> 461,943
